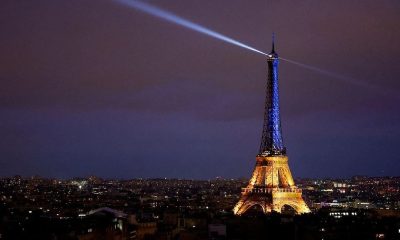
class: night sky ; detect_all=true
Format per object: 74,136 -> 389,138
1,0 -> 399,179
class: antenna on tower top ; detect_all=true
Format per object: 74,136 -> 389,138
271,33 -> 275,53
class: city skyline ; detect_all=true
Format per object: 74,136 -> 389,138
1,175 -> 399,239
1,0 -> 400,179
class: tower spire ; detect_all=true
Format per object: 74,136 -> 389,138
259,33 -> 284,156
271,33 -> 275,53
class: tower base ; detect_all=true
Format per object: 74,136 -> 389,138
233,155 -> 310,215
233,188 -> 310,215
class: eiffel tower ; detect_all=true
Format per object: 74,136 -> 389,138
233,35 -> 310,215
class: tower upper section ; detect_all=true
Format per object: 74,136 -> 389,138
259,35 -> 285,156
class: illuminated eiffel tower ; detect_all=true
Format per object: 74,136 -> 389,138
233,35 -> 310,215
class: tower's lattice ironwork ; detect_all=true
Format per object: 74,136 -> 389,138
233,36 -> 310,215
259,39 -> 285,156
